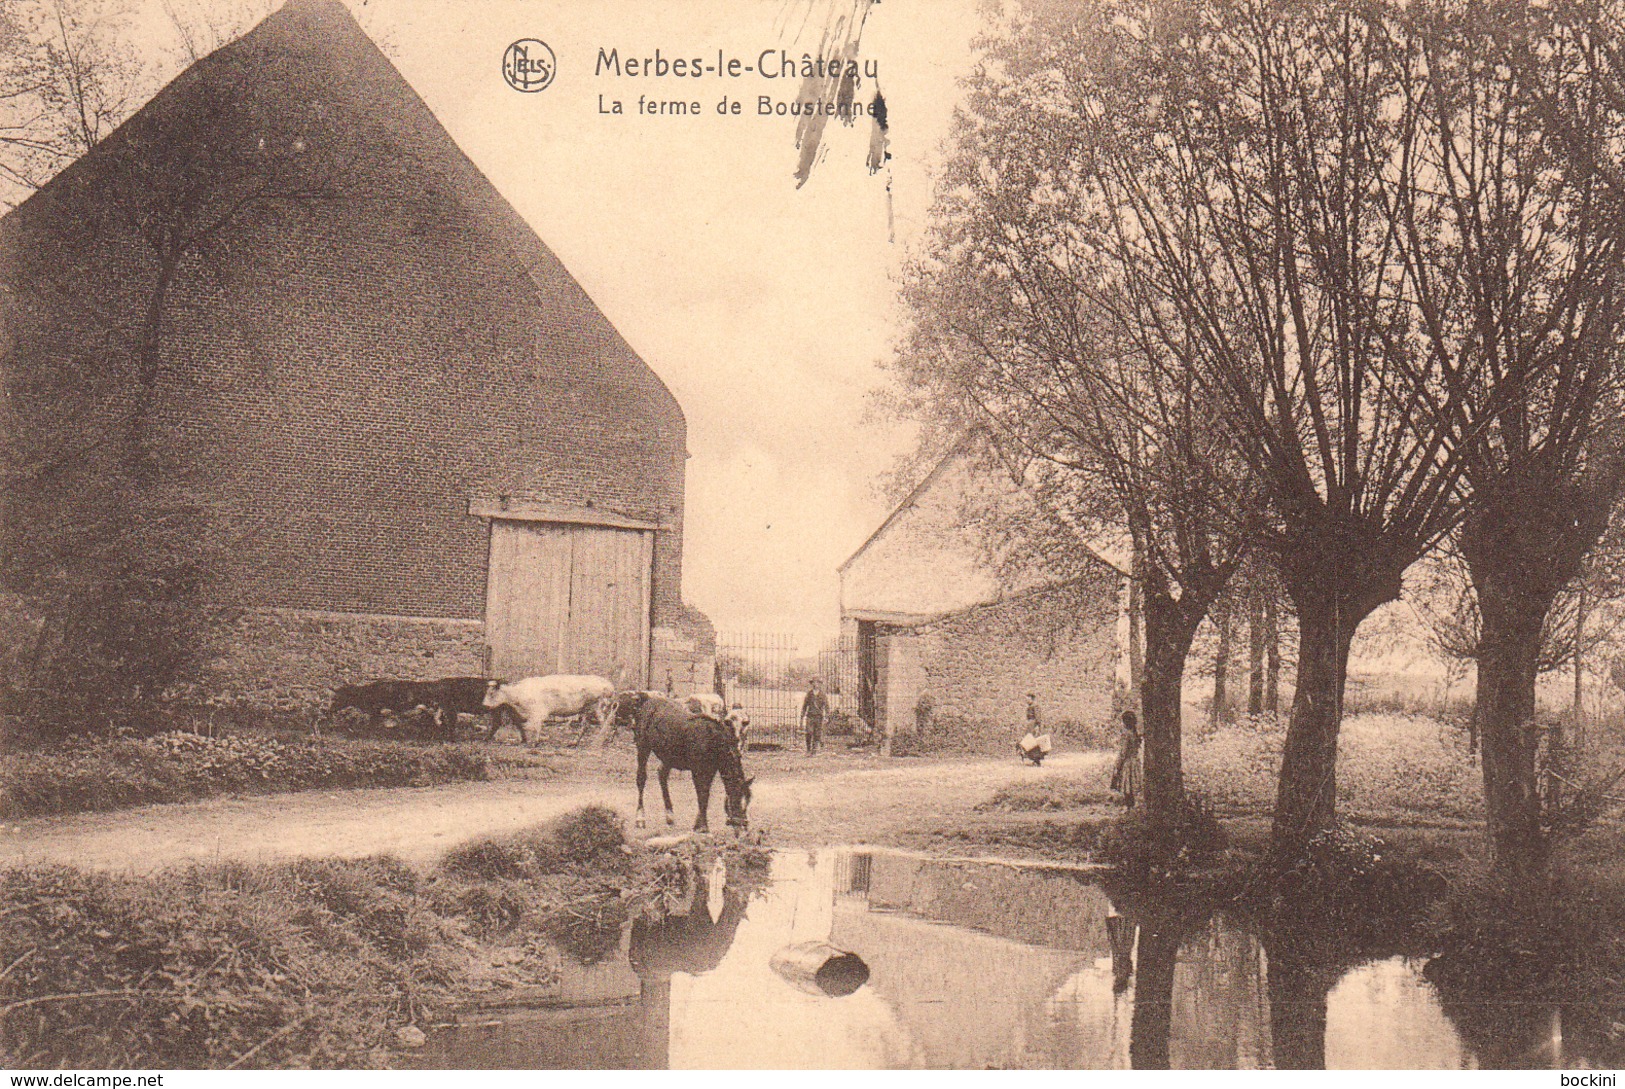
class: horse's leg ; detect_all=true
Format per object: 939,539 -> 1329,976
635,744 -> 651,829
658,763 -> 676,827
693,768 -> 715,833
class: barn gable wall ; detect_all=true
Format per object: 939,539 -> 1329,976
841,442 -> 1125,749
0,1 -> 687,705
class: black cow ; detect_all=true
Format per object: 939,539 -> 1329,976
327,677 -> 495,738
415,677 -> 496,736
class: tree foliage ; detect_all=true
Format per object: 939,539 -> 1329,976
895,0 -> 1625,861
0,2 -> 390,733
894,0 -> 1260,822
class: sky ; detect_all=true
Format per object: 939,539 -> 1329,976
325,0 -> 987,649
41,0 -> 984,650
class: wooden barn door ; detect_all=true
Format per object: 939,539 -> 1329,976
485,521 -> 652,685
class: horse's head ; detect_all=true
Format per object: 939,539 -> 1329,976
723,775 -> 753,829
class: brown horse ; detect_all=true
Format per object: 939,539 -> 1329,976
616,692 -> 752,832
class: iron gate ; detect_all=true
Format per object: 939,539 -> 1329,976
713,632 -> 863,749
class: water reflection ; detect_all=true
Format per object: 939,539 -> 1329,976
1264,940 -> 1333,1070
1129,920 -> 1180,1069
421,848 -> 1612,1069
626,871 -> 751,1068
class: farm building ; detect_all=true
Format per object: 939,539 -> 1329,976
838,442 -> 1121,746
0,0 -> 706,711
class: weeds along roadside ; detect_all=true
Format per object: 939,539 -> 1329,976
0,805 -> 770,1069
0,732 -> 554,820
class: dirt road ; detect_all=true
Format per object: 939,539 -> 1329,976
0,750 -> 1113,874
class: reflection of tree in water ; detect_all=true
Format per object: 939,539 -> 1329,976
1129,921 -> 1181,1069
1102,879 -> 1223,1070
626,865 -> 767,1069
1422,891 -> 1625,1070
1424,938 -> 1623,1070
1104,873 -> 1448,1070
1422,974 -> 1564,1071
1245,849 -> 1444,1071
1261,938 -> 1337,1070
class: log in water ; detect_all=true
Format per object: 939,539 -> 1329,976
770,941 -> 870,997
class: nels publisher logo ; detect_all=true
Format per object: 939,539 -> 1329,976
503,39 -> 556,92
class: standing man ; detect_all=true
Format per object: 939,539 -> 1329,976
800,678 -> 829,756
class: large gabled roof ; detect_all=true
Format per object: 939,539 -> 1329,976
1,0 -> 685,440
837,438 -> 979,577
840,435 -> 1124,624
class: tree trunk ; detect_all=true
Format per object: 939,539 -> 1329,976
1458,456 -> 1624,883
1472,580 -> 1555,882
1573,586 -> 1586,723
1248,587 -> 1266,716
1140,593 -> 1201,824
1211,603 -> 1232,729
1269,593 -> 1370,861
1129,923 -> 1180,1069
1128,564 -> 1145,708
1264,593 -> 1281,714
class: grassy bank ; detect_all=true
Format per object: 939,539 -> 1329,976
0,806 -> 767,1072
1186,712 -> 1486,823
0,732 -> 539,820
0,806 -> 769,1068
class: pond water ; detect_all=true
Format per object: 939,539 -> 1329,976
419,848 -> 1609,1070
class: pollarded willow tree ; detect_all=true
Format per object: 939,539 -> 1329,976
1427,1 -> 1625,881
1083,1 -> 1496,861
1065,0 -> 1625,861
895,1 -> 1255,826
903,0 -> 1625,861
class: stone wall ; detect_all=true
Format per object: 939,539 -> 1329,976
650,627 -> 718,701
186,607 -> 486,711
875,576 -> 1120,752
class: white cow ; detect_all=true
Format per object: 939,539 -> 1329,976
483,674 -> 616,744
685,693 -> 726,719
726,703 -> 752,752
684,692 -> 751,751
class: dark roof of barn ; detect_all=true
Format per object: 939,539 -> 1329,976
1,0 -> 684,439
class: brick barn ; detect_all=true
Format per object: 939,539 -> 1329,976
838,443 -> 1121,748
0,0 -> 703,710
